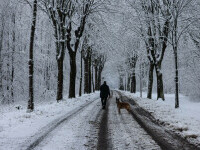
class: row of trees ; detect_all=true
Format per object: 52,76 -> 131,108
0,0 -> 26,104
27,0 -> 109,111
0,0 -> 108,112
80,34 -> 106,95
115,0 -> 200,108
1,0 -> 200,110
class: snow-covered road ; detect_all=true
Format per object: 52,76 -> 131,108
23,99 -> 100,150
107,92 -> 161,150
1,91 -> 200,150
23,91 -> 163,150
32,99 -> 102,150
117,91 -> 200,150
18,91 -> 163,150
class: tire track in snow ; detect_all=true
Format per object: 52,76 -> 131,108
97,97 -> 112,150
109,95 -> 138,150
34,99 -> 102,150
116,91 -> 200,150
109,92 -> 160,150
20,98 -> 99,150
120,114 -> 161,150
34,97 -> 109,150
83,101 -> 103,149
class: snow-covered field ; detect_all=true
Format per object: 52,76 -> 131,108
123,91 -> 200,146
0,93 -> 99,150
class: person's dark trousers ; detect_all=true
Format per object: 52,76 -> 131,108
101,97 -> 107,108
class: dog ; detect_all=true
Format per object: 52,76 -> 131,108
116,97 -> 131,114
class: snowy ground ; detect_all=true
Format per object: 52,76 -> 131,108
0,93 -> 99,150
122,91 -> 200,147
1,91 -> 200,150
0,91 -> 163,150
33,99 -> 102,150
108,92 -> 161,150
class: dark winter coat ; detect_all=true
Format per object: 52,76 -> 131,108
100,84 -> 110,98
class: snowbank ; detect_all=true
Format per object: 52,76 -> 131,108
0,92 -> 99,150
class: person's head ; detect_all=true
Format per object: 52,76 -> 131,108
103,81 -> 107,85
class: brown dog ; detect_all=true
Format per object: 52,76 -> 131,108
116,97 -> 131,114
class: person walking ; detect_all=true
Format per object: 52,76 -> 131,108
100,81 -> 110,109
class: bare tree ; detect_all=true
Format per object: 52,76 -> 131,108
66,0 -> 95,98
82,37 -> 92,94
0,11 -> 5,100
11,12 -> 16,102
93,52 -> 106,90
27,0 -> 38,112
44,0 -> 73,101
140,0 -> 171,100
127,54 -> 138,93
168,0 -> 195,108
79,48 -> 83,97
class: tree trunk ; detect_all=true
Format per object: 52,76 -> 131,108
95,66 -> 98,90
127,75 -> 130,91
125,76 -> 127,91
130,71 -> 136,93
119,76 -> 124,90
84,57 -> 89,93
11,13 -> 16,103
79,50 -> 83,97
97,69 -> 102,90
147,62 -> 154,99
140,63 -> 142,98
27,0 -> 37,111
46,49 -> 50,90
172,17 -> 179,108
140,77 -> 142,97
11,57 -> 14,102
69,52 -> 76,98
0,20 -> 5,99
92,66 -> 95,92
174,46 -> 179,108
7,32 -> 10,103
88,54 -> 92,93
155,64 -> 165,100
56,58 -> 64,101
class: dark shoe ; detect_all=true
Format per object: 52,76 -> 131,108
103,105 -> 106,109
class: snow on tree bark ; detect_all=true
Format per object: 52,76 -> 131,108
27,0 -> 37,111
